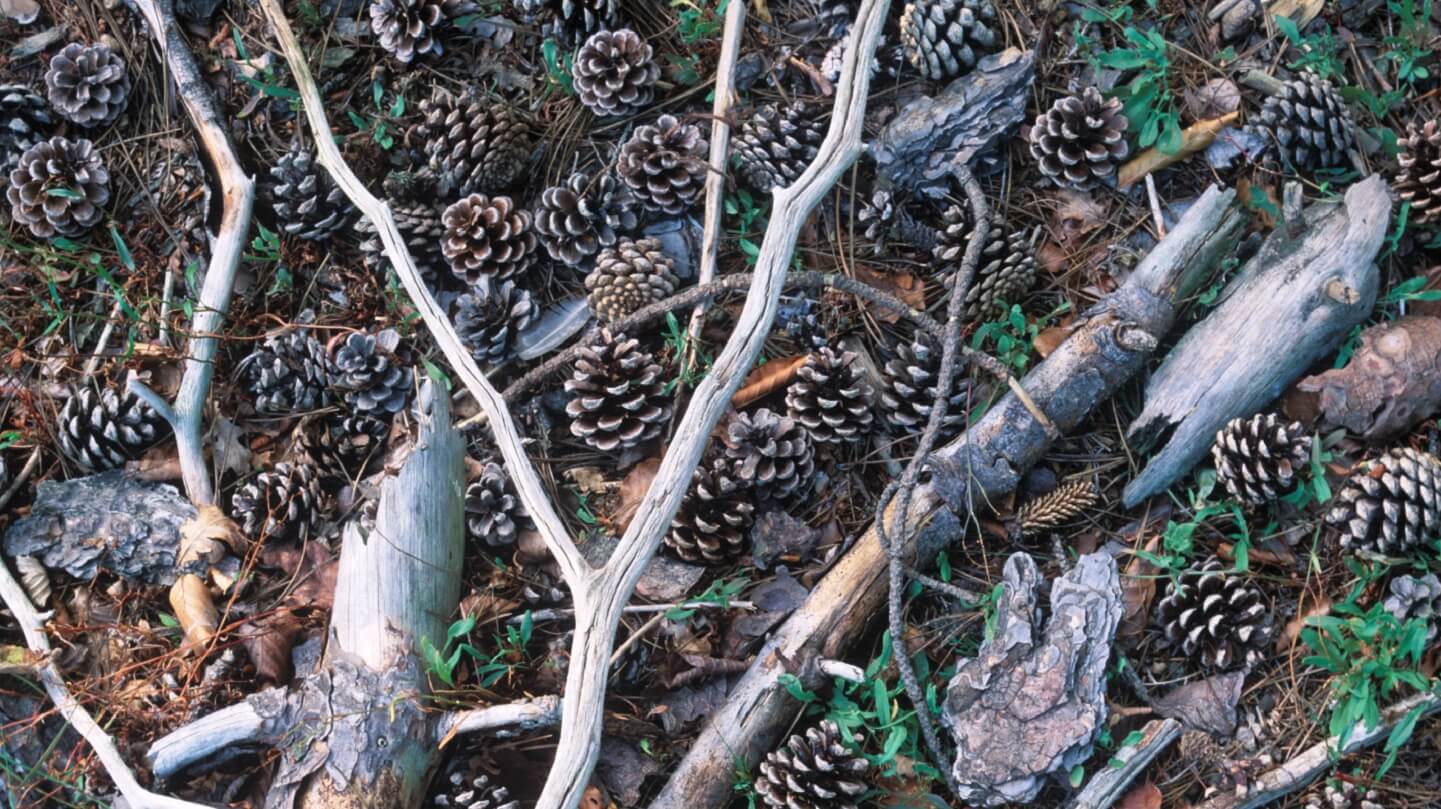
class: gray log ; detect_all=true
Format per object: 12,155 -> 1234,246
1121,175 -> 1391,508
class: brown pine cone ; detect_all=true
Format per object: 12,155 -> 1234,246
1013,480 -> 1098,537
617,114 -> 708,215
45,42 -> 130,128
754,720 -> 870,809
1397,119 -> 1441,224
412,90 -> 531,197
722,408 -> 816,506
533,171 -> 639,266
514,0 -> 619,47
1030,87 -> 1130,190
440,194 -> 538,284
0,85 -> 54,178
666,460 -> 756,564
573,29 -> 660,118
564,329 -> 672,452
784,347 -> 875,446
7,136 -> 110,239
878,333 -> 976,440
733,102 -> 825,193
1211,413 -> 1310,506
584,237 -> 679,322
1327,447 -> 1441,556
1155,557 -> 1271,670
369,0 -> 475,63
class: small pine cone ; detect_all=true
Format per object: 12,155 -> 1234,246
784,347 -> 875,446
300,412 -> 389,481
666,461 -> 756,564
1302,781 -> 1384,809
265,144 -> 354,241
330,329 -> 413,415
1326,447 -> 1441,556
934,217 -> 1038,321
519,566 -> 569,605
617,114 -> 708,215
723,408 -> 816,506
1211,414 -> 1310,506
440,194 -> 538,284
369,0 -> 474,63
45,42 -> 130,128
0,85 -> 54,178
533,171 -> 639,266
1013,480 -> 1098,536
1030,87 -> 1130,190
734,102 -> 825,193
564,329 -> 672,452
56,386 -> 169,473
413,91 -> 531,197
514,0 -> 619,47
573,29 -> 660,118
430,769 -> 519,809
584,236 -> 679,323
1254,73 -> 1356,171
878,333 -> 974,440
465,459 -> 530,547
453,279 -> 538,365
1382,573 -> 1441,642
239,331 -> 333,415
7,136 -> 110,239
230,462 -> 323,543
899,0 -> 1001,82
1396,119 -> 1441,225
357,175 -> 448,283
754,720 -> 870,809
855,188 -> 897,256
1155,557 -> 1271,670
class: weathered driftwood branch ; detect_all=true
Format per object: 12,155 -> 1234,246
438,695 -> 562,740
649,186 -> 1247,809
1121,175 -> 1390,507
1067,719 -> 1181,809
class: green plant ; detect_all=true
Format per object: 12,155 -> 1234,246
230,29 -> 301,112
420,612 -> 536,688
1380,0 -> 1433,86
673,0 -> 726,44
542,39 -> 575,96
724,187 -> 769,265
667,576 -> 748,622
1135,469 -> 1239,576
969,302 -> 1071,374
1273,17 -> 1345,81
661,311 -> 713,393
347,78 -> 406,150
1091,26 -> 1181,154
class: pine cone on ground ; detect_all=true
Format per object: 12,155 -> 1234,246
754,720 -> 870,809
413,91 -> 531,197
265,144 -> 354,241
722,408 -> 816,506
899,0 -> 1001,81
238,331 -> 333,415
299,412 -> 389,482
533,171 -> 639,266
564,329 -> 672,452
1396,119 -> 1441,224
584,236 -> 679,323
453,279 -> 538,365
358,173 -> 448,283
0,85 -> 54,178
56,386 -> 169,473
440,194 -> 538,284
617,114 -> 708,215
465,459 -> 529,547
1383,573 -> 1441,641
785,347 -> 875,446
933,213 -> 1038,321
1253,73 -> 1356,171
878,333 -> 975,440
734,102 -> 825,193
514,0 -> 619,47
330,329 -> 412,415
230,462 -> 323,543
1013,480 -> 1098,537
573,29 -> 660,118
519,565 -> 569,605
369,0 -> 474,63
1302,781 -> 1383,809
1155,557 -> 1271,670
7,136 -> 110,239
45,42 -> 130,128
431,769 -> 519,809
855,188 -> 898,255
1327,447 -> 1441,556
1211,413 -> 1311,507
666,461 -> 756,564
1030,87 -> 1130,190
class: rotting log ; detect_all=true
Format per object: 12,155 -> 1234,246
1121,176 -> 1391,508
648,185 -> 1247,809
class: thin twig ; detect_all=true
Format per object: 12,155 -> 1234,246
0,446 -> 42,512
510,599 -> 756,624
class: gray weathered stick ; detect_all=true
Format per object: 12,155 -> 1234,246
1067,719 -> 1182,809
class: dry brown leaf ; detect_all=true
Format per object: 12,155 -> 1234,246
1238,177 -> 1280,230
853,263 -> 925,323
1051,190 -> 1107,247
1036,241 -> 1069,275
580,784 -> 607,809
170,573 -> 218,651
239,612 -> 302,684
566,466 -> 611,496
128,444 -> 184,481
1118,781 -> 1163,809
1269,0 -> 1324,27
612,457 -> 662,533
179,504 -> 249,566
1279,590 -> 1331,650
1119,535 -> 1161,640
1184,78 -> 1241,122
1033,318 -> 1077,358
1118,111 -> 1240,189
733,355 -> 809,410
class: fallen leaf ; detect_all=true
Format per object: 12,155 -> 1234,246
1036,241 -> 1069,275
854,264 -> 925,323
1117,781 -> 1163,809
751,510 -> 821,569
1238,177 -> 1280,230
1184,78 -> 1241,122
1051,190 -> 1107,247
611,457 -> 661,533
596,738 -> 661,807
1118,112 -> 1241,189
1153,670 -> 1245,735
1033,319 -> 1077,359
733,355 -> 809,410
209,415 -> 252,479
1118,535 -> 1161,640
1269,0 -> 1324,28
238,612 -> 302,684
129,444 -> 183,481
179,504 -> 249,567
1278,590 -> 1331,650
170,573 -> 218,651
565,466 -> 611,496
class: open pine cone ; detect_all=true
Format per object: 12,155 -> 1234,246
0,85 -> 54,178
573,29 -> 660,117
878,333 -> 976,440
534,171 -> 639,266
453,279 -> 538,365
1012,480 -> 1099,537
722,408 -> 816,506
299,412 -> 389,482
785,347 -> 875,446
465,459 -> 530,547
45,42 -> 130,128
413,90 -> 531,197
330,329 -> 413,415
358,172 -> 448,283
584,237 -> 679,323
56,385 -> 169,473
933,211 -> 1038,321
1396,119 -> 1441,224
513,0 -> 619,47
564,329 -> 672,452
899,0 -> 1001,81
238,331 -> 333,415
666,460 -> 756,564
754,720 -> 870,809
1383,573 -> 1441,642
369,0 -> 475,63
1211,414 -> 1310,506
1327,447 -> 1441,556
617,114 -> 708,215
1155,557 -> 1271,670
734,102 -> 825,193
440,194 -> 538,284
1253,73 -> 1356,171
230,462 -> 324,543
265,144 -> 354,241
7,136 -> 110,239
1030,87 -> 1129,190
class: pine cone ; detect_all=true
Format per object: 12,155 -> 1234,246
514,0 -> 619,47
1382,573 -> 1441,641
878,333 -> 975,440
453,279 -> 538,365
933,213 -> 1038,321
431,769 -> 519,809
722,408 -> 816,506
754,720 -> 870,809
520,566 -> 569,605
1326,447 -> 1441,556
855,188 -> 898,256
584,236 -> 679,323
230,462 -> 323,543
666,461 -> 756,564
330,329 -> 413,415
413,91 -> 531,197
265,144 -> 354,241
573,29 -> 660,117
238,331 -> 333,415
1211,413 -> 1310,506
534,171 -> 639,266
465,459 -> 530,547
45,42 -> 130,128
734,102 -> 825,193
1396,119 -> 1441,225
7,136 -> 110,239
358,174 -> 448,284
1155,557 -> 1271,670
784,347 -> 875,446
1013,480 -> 1098,537
899,0 -> 1001,81
1254,73 -> 1356,171
564,329 -> 672,452
0,85 -> 54,178
1302,782 -> 1384,809
617,114 -> 708,215
440,194 -> 538,284
300,412 -> 389,481
369,0 -> 474,63
1030,87 -> 1130,190
56,386 -> 169,473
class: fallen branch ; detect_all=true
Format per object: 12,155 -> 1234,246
438,695 -> 563,741
1067,719 -> 1181,809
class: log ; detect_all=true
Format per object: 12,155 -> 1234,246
1121,176 -> 1391,507
648,186 -> 1246,809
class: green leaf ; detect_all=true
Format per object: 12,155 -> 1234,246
45,187 -> 83,199
1069,764 -> 1085,788
109,225 -> 135,271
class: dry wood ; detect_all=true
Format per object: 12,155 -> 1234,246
1067,719 -> 1181,809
